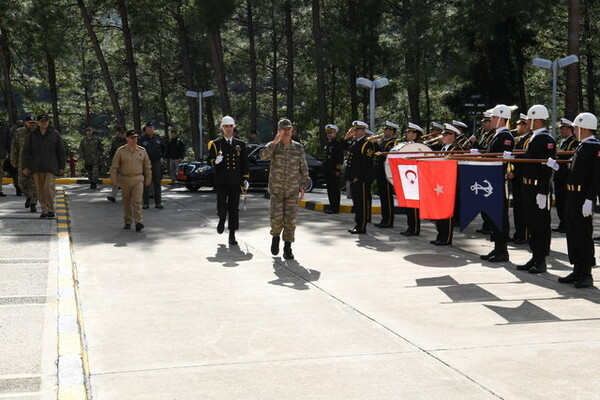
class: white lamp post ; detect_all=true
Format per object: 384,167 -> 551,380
356,77 -> 389,130
185,89 -> 215,159
532,55 -> 579,136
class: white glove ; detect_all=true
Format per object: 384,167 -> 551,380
503,151 -> 514,159
536,194 -> 547,209
470,149 -> 480,154
215,154 -> 223,164
242,180 -> 249,191
582,199 -> 593,217
546,157 -> 559,171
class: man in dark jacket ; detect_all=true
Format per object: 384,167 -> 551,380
322,124 -> 344,214
139,121 -> 167,209
0,120 -> 10,197
21,114 -> 66,218
166,130 -> 186,183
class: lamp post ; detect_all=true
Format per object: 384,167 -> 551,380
532,55 -> 579,136
185,89 -> 215,159
356,77 -> 389,130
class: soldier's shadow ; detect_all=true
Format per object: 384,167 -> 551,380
355,234 -> 395,252
268,260 -> 321,290
206,244 -> 254,268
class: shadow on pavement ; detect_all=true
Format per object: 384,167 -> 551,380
268,260 -> 321,290
206,244 -> 254,268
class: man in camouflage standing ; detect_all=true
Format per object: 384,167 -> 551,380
78,127 -> 104,189
10,114 -> 38,212
261,119 -> 309,260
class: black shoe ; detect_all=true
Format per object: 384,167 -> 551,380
229,231 -> 238,246
40,213 -> 48,218
528,262 -> 547,274
283,242 -> 294,260
135,223 -> 144,232
517,258 -> 537,271
124,223 -> 131,229
155,204 -> 164,209
30,205 -> 37,213
435,241 -> 451,246
512,238 -> 529,245
480,250 -> 495,260
348,228 -> 366,234
142,205 -> 149,209
403,231 -> 419,237
46,212 -> 56,219
217,219 -> 225,234
476,228 -> 492,234
107,196 -> 116,203
25,198 -> 31,208
558,272 -> 578,284
375,223 -> 392,228
0,193 -> 5,197
271,236 -> 280,255
575,275 -> 594,288
90,182 -> 97,189
488,252 -> 509,262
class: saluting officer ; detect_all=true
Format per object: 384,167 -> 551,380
400,122 -> 424,236
207,116 -> 249,246
516,105 -> 556,274
558,113 -> 600,288
507,113 -> 532,244
552,118 -> 579,233
322,124 -> 344,214
110,130 -> 152,231
343,120 -> 375,234
374,121 -> 399,228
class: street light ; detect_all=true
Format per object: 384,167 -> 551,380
185,89 -> 215,159
532,55 -> 579,135
356,77 -> 389,130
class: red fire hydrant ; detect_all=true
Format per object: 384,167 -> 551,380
68,152 -> 78,177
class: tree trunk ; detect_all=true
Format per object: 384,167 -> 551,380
46,51 -> 61,132
583,0 -> 594,113
311,0 -> 327,146
284,0 -> 294,121
76,0 -> 125,128
403,0 -> 420,124
117,0 -> 142,133
246,0 -> 258,132
157,53 -> 169,138
81,49 -> 91,127
271,3 -> 278,136
0,27 -> 17,124
208,31 -> 231,115
565,0 -> 580,119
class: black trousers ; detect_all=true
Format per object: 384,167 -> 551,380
406,207 -> 420,234
566,191 -> 595,278
143,160 -> 162,206
511,178 -> 528,240
350,180 -> 369,232
325,173 -> 340,212
435,217 -> 453,243
523,185 -> 551,260
216,184 -> 241,231
554,180 -> 567,229
377,177 -> 395,226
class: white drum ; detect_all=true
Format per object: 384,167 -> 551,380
384,142 -> 432,184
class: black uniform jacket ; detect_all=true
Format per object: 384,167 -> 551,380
207,137 -> 249,186
522,129 -> 556,195
555,135 -> 579,182
344,136 -> 375,182
322,138 -> 344,175
567,137 -> 600,201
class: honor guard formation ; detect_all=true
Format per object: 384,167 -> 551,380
2,105 -> 600,289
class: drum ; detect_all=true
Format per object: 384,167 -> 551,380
384,142 -> 432,184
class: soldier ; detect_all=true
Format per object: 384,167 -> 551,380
166,129 -> 186,183
78,127 -> 103,189
10,114 -> 38,211
552,118 -> 578,233
507,113 -> 532,244
343,120 -> 375,234
322,124 -> 343,214
558,113 -> 600,288
399,122 -> 424,236
107,126 -> 127,203
374,121 -> 399,227
0,119 -> 10,197
21,114 -> 66,219
479,105 -> 515,262
469,112 -> 494,151
139,121 -> 166,209
451,120 -> 470,149
516,105 -> 556,274
207,116 -> 249,246
261,119 -> 309,259
110,129 -> 152,231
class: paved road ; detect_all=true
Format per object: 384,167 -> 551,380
4,183 -> 600,399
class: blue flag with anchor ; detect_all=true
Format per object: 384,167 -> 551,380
458,162 -> 504,232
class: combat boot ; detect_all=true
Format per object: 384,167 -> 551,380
229,230 -> 238,246
90,182 -> 97,189
283,241 -> 294,260
271,235 -> 280,255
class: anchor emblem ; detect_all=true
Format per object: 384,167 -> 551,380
470,180 -> 493,197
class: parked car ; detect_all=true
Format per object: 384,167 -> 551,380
176,144 -> 324,192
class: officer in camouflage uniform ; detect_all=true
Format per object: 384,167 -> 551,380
10,114 -> 37,212
79,127 -> 104,189
261,118 -> 309,260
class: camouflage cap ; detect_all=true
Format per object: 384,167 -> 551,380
278,119 -> 293,129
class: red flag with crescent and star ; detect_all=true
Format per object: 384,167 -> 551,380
387,158 -> 420,208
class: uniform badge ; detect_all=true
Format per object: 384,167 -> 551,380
235,144 -> 241,155
597,151 -> 600,157
547,143 -> 554,149
365,148 -> 374,157
504,140 -> 511,146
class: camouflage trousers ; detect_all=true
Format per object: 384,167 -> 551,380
269,193 -> 299,242
18,171 -> 37,205
85,162 -> 100,182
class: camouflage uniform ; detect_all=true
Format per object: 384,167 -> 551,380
79,135 -> 103,184
10,126 -> 37,205
261,140 -> 308,242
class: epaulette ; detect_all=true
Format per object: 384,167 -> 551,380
118,144 -> 127,150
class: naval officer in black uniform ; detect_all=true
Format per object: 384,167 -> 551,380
552,118 -> 579,233
322,124 -> 344,214
207,115 -> 249,245
400,123 -> 424,236
374,121 -> 399,228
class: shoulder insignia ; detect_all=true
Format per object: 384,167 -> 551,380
118,144 -> 127,150
504,139 -> 511,146
547,143 -> 554,149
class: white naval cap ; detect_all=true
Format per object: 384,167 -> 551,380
431,121 -> 444,130
406,122 -> 424,134
452,120 -> 468,129
351,120 -> 368,129
481,112 -> 492,121
443,123 -> 461,135
384,120 -> 400,130
519,113 -> 528,120
559,118 -> 573,127
325,124 -> 339,133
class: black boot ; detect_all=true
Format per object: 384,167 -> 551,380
283,241 -> 294,260
217,218 -> 225,234
271,236 -> 280,255
229,230 -> 238,246
90,182 -> 97,189
488,242 -> 509,262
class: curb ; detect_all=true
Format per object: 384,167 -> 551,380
2,177 -> 173,185
298,199 -> 384,215
55,189 -> 90,400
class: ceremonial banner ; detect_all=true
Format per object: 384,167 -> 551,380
417,160 -> 457,220
388,158 -> 420,208
458,161 -> 504,232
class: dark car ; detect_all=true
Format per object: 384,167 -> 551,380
176,144 -> 324,192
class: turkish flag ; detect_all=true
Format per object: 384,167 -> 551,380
417,159 -> 457,219
388,158 -> 420,208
